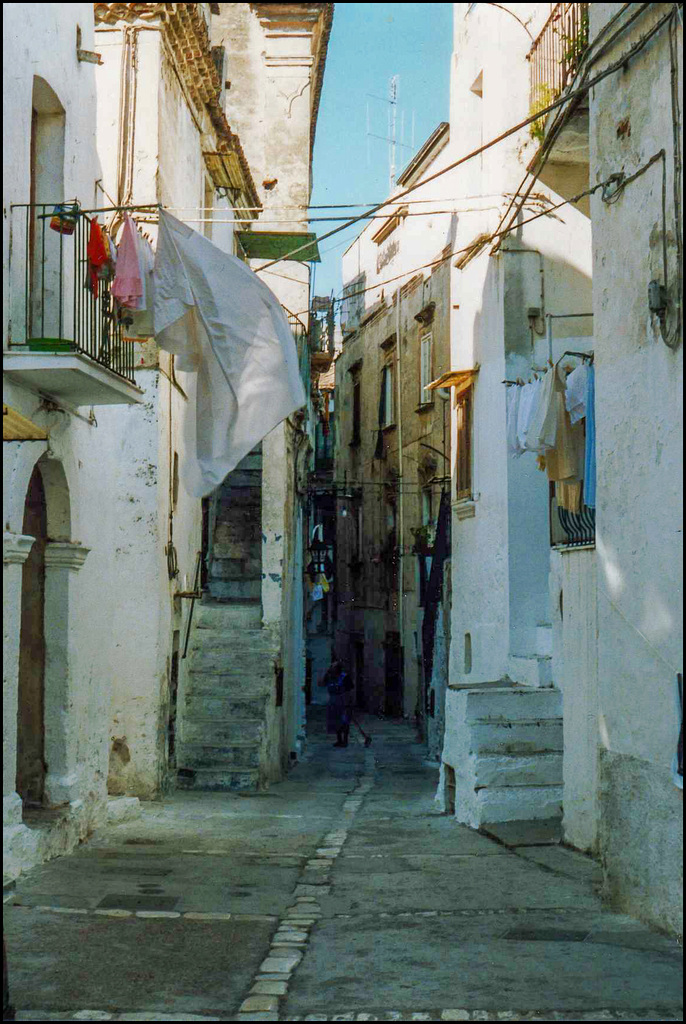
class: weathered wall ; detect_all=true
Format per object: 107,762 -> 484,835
589,2 -> 683,935
93,22 -> 206,799
447,3 -> 593,695
212,3 -> 330,767
3,4 -> 114,874
337,209 -> 452,721
550,547 -> 600,854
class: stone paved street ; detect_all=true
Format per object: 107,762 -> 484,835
4,712 -> 683,1022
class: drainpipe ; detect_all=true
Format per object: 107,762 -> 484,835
395,286 -> 405,708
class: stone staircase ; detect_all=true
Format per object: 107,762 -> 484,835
176,446 -> 279,792
439,686 -> 563,828
177,601 -> 279,791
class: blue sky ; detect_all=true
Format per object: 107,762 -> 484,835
310,3 -> 454,300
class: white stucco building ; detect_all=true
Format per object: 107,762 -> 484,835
4,1 -> 333,882
440,1 -> 682,938
3,2 -> 146,877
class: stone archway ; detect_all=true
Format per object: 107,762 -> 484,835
16,465 -> 48,810
3,448 -> 89,827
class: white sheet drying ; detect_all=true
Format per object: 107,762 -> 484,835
153,211 -> 306,497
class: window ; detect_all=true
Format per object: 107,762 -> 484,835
420,332 -> 434,403
455,386 -> 474,500
422,488 -> 433,527
382,363 -> 395,428
351,378 -> 362,446
203,179 -> 214,239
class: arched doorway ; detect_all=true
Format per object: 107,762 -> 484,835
16,464 -> 48,810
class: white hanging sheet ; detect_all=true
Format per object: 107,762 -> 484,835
153,210 -> 306,497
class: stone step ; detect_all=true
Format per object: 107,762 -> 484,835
196,601 -> 262,630
188,627 -> 277,649
210,557 -> 262,582
475,784 -> 564,825
187,648 -> 276,673
183,719 -> 264,745
473,752 -> 563,788
186,666 -> 274,687
221,469 -> 262,489
180,742 -> 261,770
208,579 -> 262,602
176,767 -> 260,792
470,720 -> 563,755
182,694 -> 270,719
463,687 -> 563,725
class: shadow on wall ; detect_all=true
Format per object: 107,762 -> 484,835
452,231 -> 592,681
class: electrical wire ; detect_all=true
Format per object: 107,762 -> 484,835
492,3 -> 666,252
315,151 -> 671,315
257,9 -> 676,272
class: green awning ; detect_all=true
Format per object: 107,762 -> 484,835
237,231 -> 321,263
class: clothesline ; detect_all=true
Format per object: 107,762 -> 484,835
505,356 -> 596,514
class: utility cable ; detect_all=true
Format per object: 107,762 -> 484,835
493,4 -> 669,251
257,7 -> 676,272
320,152 -> 670,313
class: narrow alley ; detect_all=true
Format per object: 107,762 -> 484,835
4,714 -> 683,1021
3,3 -> 683,1021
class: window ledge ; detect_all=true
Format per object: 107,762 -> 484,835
553,542 -> 596,553
415,401 -> 435,414
453,498 -> 477,520
382,423 -> 397,434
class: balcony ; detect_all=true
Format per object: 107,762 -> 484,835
527,3 -> 591,207
4,204 -> 143,406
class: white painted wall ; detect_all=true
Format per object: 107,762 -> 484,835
93,20 -> 231,797
550,547 -> 600,853
447,4 -> 592,691
589,2 -> 683,935
3,4 -> 116,873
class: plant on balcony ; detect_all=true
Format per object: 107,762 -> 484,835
561,7 -> 590,81
529,83 -> 556,143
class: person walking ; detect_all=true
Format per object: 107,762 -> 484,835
319,659 -> 355,748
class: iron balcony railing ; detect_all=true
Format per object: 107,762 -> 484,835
550,483 -> 596,548
8,203 -> 136,383
528,3 -> 590,116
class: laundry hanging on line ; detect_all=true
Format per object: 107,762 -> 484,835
111,215 -> 155,338
86,218 -> 116,300
153,210 -> 306,498
505,357 -> 596,516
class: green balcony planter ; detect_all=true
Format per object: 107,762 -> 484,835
26,338 -> 77,353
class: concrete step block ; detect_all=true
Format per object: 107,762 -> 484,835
196,601 -> 262,630
176,768 -> 260,792
210,557 -> 262,582
222,469 -> 262,489
473,752 -> 563,788
186,668 -> 274,690
474,784 -> 564,825
183,719 -> 264,745
180,743 -> 261,769
470,720 -> 563,755
510,656 -> 555,689
188,649 -> 276,673
188,628 -> 277,651
209,579 -> 262,602
235,451 -> 263,472
183,695 -> 270,719
463,687 -> 563,725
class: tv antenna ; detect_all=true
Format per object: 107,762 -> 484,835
366,75 -> 416,193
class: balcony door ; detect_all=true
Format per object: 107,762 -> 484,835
29,76 -> 66,340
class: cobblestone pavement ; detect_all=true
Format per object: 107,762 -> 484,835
5,710 -> 683,1022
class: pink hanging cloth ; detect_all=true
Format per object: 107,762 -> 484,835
112,215 -> 144,309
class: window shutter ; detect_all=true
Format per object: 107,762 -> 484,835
421,333 -> 433,400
